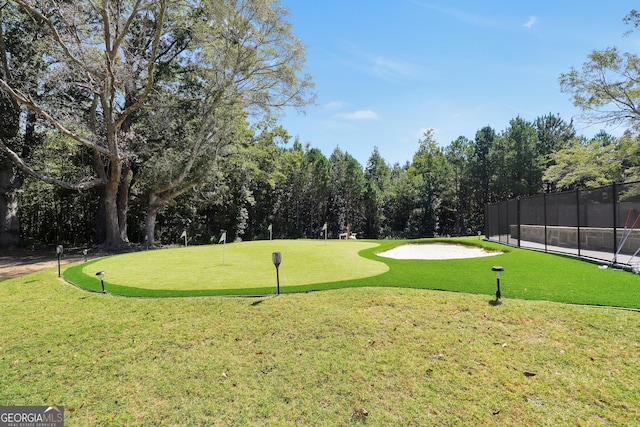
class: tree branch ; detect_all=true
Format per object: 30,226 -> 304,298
0,141 -> 107,191
111,0 -> 143,54
0,78 -> 111,155
12,0 -> 103,79
115,0 -> 167,129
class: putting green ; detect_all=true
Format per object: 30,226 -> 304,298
63,237 -> 640,307
77,240 -> 388,294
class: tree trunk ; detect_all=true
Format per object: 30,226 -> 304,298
144,206 -> 159,249
101,162 -> 126,249
117,165 -> 131,243
0,155 -> 20,248
144,192 -> 166,249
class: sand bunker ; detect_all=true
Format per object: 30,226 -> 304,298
378,243 -> 502,260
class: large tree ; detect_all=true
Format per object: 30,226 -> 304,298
443,136 -> 472,236
560,10 -> 640,128
543,130 -> 640,190
363,146 -> 390,238
0,0 -> 169,248
328,147 -> 366,236
534,113 -> 576,160
139,0 -> 314,247
0,4 -> 23,247
467,126 -> 497,232
0,2 -> 55,247
405,130 -> 449,237
0,0 -> 313,249
493,117 -> 543,198
272,140 -> 307,237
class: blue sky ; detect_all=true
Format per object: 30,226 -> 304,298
278,1 -> 637,165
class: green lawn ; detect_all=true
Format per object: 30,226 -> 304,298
64,237 -> 640,308
1,269 -> 639,426
67,240 -> 388,296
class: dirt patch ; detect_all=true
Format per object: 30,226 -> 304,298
0,248 -> 85,279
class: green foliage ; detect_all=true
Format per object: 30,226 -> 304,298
566,48 -> 640,123
534,113 -> 576,161
9,6 -> 640,250
363,147 -> 390,238
404,130 -> 449,237
543,131 -> 640,190
0,0 -> 315,248
19,180 -> 98,246
329,147 -> 366,236
443,136 -> 473,236
13,105 -> 640,247
499,117 -> 544,197
559,10 -> 640,128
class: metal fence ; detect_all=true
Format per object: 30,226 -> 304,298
485,181 -> 640,265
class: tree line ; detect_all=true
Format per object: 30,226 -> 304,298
14,112 -> 640,247
2,2 -> 640,249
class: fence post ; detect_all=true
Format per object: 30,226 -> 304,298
576,188 -> 581,258
497,202 -> 501,243
517,196 -> 521,248
612,182 -> 618,264
543,192 -> 548,252
484,203 -> 488,239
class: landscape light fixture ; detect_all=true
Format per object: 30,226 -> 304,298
56,245 -> 64,277
96,271 -> 106,293
492,266 -> 504,300
272,252 -> 282,295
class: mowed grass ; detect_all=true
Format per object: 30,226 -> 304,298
64,237 -> 640,309
351,238 -> 640,309
68,240 -> 387,296
1,269 -> 639,426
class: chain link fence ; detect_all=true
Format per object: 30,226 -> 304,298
485,181 -> 640,266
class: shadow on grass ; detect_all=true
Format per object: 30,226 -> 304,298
488,298 -> 502,306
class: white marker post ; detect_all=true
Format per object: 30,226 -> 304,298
268,223 -> 273,240
219,230 -> 227,265
180,230 -> 187,247
322,222 -> 327,245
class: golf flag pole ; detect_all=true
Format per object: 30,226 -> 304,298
180,230 -> 187,247
628,242 -> 640,266
268,223 -> 273,240
219,230 -> 227,265
613,211 -> 640,264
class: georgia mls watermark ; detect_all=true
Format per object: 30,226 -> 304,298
0,406 -> 64,427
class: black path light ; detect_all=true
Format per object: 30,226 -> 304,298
56,245 -> 64,277
272,252 -> 282,295
492,266 -> 504,300
96,271 -> 106,293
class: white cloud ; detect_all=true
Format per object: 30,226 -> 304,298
344,44 -> 425,84
335,110 -> 380,120
370,56 -> 422,83
409,1 -> 501,28
523,16 -> 537,29
324,101 -> 348,110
